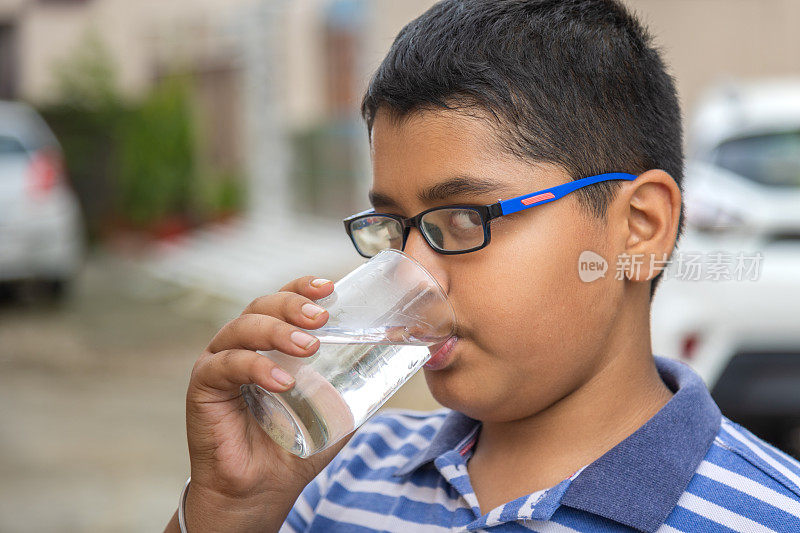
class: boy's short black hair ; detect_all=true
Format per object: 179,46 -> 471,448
361,0 -> 684,297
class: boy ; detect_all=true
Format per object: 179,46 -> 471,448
165,1 -> 800,532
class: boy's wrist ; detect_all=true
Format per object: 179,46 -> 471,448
184,478 -> 300,533
178,477 -> 191,532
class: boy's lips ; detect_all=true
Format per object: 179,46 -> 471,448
425,336 -> 459,370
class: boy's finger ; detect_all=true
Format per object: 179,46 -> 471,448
279,275 -> 334,297
241,291 -> 329,327
190,348 -> 295,395
207,313 -> 321,355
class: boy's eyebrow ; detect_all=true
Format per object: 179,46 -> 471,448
369,176 -> 511,209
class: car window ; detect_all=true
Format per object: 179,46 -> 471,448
713,130 -> 800,188
0,135 -> 27,155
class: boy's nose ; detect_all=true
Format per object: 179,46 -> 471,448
403,228 -> 450,294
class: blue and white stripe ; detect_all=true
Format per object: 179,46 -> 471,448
281,357 -> 800,532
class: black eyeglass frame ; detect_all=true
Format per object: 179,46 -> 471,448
342,203 -> 503,258
342,172 -> 639,258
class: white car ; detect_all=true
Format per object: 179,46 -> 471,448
0,100 -> 85,299
652,79 -> 800,454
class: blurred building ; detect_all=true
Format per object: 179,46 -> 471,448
2,0 -> 799,301
3,0 -> 797,215
2,1 -> 800,120
0,0 -> 370,219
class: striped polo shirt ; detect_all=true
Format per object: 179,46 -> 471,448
280,356 -> 800,532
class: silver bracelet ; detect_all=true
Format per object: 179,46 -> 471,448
178,476 -> 191,533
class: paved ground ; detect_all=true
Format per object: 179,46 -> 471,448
0,251 -> 440,532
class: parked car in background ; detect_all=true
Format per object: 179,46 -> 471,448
652,78 -> 800,456
0,100 -> 85,299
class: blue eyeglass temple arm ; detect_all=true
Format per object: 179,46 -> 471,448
498,172 -> 638,216
344,172 -> 639,223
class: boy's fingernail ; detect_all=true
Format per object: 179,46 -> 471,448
291,330 -> 317,349
301,303 -> 326,319
271,366 -> 294,386
310,278 -> 332,288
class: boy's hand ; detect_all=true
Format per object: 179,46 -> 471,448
179,276 -> 355,532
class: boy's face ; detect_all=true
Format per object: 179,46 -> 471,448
369,107 -> 629,423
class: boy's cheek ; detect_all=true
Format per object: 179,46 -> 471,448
434,234 -> 620,414
450,201 -> 616,335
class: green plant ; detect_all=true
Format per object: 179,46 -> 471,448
196,169 -> 244,218
42,29 -> 243,238
39,29 -> 124,242
51,28 -> 121,111
117,75 -> 197,226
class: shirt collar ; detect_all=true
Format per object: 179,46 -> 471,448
392,355 -> 722,533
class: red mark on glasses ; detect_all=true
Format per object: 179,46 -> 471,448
521,192 -> 556,206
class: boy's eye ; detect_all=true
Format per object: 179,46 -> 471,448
449,209 -> 481,230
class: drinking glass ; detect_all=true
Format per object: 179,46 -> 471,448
240,249 -> 456,458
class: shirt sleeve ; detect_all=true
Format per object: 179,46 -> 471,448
277,410 -> 401,532
278,426 -> 366,533
279,462 -> 332,533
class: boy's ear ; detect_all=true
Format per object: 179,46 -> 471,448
616,169 -> 682,282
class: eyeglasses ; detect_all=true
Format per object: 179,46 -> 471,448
343,172 -> 637,258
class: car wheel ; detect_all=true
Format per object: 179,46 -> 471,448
0,281 -> 21,304
36,278 -> 71,303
